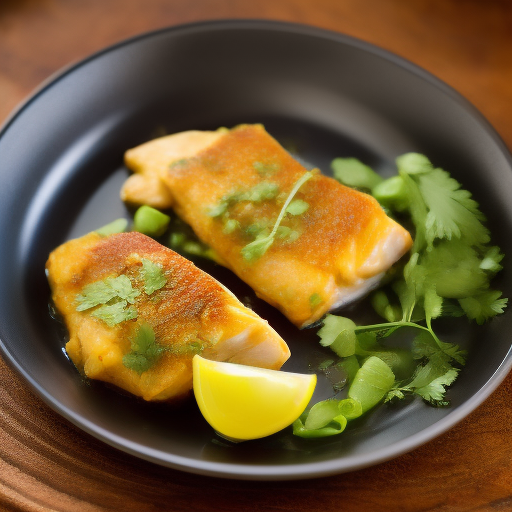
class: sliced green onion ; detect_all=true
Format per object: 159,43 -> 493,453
348,356 -> 395,413
292,412 -> 347,439
134,206 -> 170,237
337,398 -> 363,420
95,218 -> 128,236
304,400 -> 340,430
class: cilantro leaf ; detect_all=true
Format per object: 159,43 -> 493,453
122,323 -> 164,374
285,199 -> 309,216
140,258 -> 167,295
76,275 -> 140,311
459,291 -> 509,325
91,300 -> 137,327
76,280 -> 119,311
109,274 -> 140,304
331,157 -> 383,190
241,171 -> 314,262
417,168 -> 489,247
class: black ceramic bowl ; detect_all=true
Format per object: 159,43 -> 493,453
0,20 -> 511,480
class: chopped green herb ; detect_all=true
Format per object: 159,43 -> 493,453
309,293 -> 322,309
223,218 -> 240,234
140,258 -> 167,295
76,275 -> 140,311
91,300 -> 137,327
275,226 -> 299,242
241,171 -> 314,262
286,199 -> 309,216
207,182 -> 280,219
122,323 -> 164,374
253,161 -> 280,176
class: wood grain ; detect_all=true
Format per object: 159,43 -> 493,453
1,1 -> 511,510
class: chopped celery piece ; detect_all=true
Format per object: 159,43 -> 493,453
331,157 -> 383,190
95,218 -> 128,236
134,206 -> 170,237
348,357 -> 395,413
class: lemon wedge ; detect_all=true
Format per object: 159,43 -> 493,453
192,355 -> 317,441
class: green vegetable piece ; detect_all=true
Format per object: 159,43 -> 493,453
348,356 -> 395,413
134,206 -> 170,237
122,323 -> 164,374
372,176 -> 409,212
318,315 -> 357,357
292,412 -> 347,439
168,220 -> 218,261
304,400 -> 340,430
285,199 -> 309,216
241,171 -> 314,261
95,218 -> 128,237
396,153 -> 433,175
336,355 -> 360,384
331,157 -> 383,190
337,398 -> 363,420
140,258 -> 167,295
91,300 -> 137,327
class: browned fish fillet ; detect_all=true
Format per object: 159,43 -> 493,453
46,231 -> 290,401
122,124 -> 413,327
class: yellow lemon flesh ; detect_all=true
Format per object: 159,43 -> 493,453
193,355 -> 317,441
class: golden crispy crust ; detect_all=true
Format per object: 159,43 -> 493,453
151,124 -> 412,326
46,231 -> 289,401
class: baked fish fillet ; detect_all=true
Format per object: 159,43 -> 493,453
46,231 -> 290,401
121,124 -> 413,327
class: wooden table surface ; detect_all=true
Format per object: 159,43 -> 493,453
1,1 -> 511,510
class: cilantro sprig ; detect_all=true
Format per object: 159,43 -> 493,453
296,153 -> 507,438
241,171 -> 314,262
